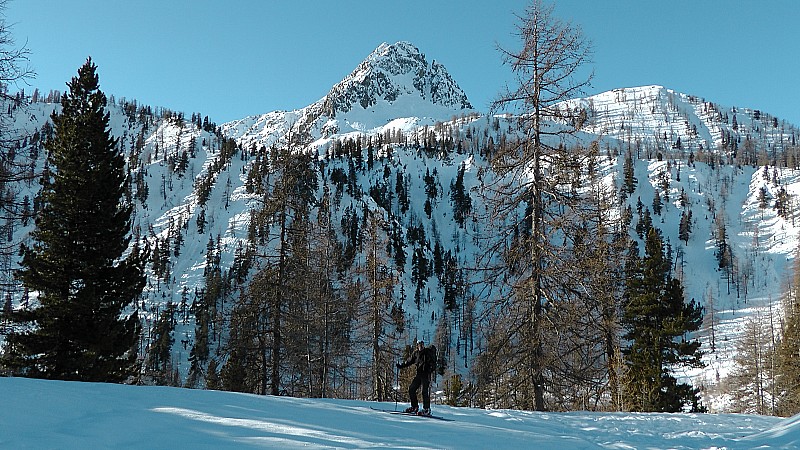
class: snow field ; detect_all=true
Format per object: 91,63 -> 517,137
1,377 -> 795,449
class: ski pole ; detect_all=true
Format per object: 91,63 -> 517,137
395,363 -> 399,411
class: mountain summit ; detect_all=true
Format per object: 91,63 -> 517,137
323,41 -> 473,117
223,41 -> 473,145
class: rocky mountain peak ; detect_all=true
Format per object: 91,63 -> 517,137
323,41 -> 473,118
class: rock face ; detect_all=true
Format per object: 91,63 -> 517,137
323,41 -> 473,116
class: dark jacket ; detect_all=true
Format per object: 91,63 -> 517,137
399,346 -> 434,377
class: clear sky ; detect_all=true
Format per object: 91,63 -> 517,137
6,1 -> 800,127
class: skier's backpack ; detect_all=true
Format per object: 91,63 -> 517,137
424,345 -> 437,380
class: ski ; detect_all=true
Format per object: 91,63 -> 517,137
369,407 -> 453,421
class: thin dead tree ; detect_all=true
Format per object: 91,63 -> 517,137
0,0 -> 34,297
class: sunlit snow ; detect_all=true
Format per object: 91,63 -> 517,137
2,377 -> 797,449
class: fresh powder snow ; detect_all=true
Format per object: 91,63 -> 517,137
1,377 -> 797,449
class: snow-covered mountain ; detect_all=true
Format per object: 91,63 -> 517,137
569,84 -> 795,156
3,41 -> 800,412
223,41 -> 473,147
324,41 -> 472,117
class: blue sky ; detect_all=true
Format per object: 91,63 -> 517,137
7,1 -> 800,126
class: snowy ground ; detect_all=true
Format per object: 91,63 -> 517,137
1,378 -> 797,449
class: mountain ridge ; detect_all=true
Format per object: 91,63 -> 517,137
222,41 -> 474,148
2,41 -> 799,411
567,84 -> 796,160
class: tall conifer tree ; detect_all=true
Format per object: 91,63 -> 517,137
2,58 -> 144,382
621,227 -> 704,412
776,248 -> 800,416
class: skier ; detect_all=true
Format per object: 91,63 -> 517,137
397,339 -> 436,416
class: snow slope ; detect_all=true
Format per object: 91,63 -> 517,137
567,85 -> 795,154
0,377 -> 794,449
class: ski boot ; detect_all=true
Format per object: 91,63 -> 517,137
417,408 -> 431,417
404,406 -> 418,414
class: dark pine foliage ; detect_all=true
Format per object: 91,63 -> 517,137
622,227 -> 705,412
2,59 -> 145,382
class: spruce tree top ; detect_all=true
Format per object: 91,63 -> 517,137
38,57 -> 130,270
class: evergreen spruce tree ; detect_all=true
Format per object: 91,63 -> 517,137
622,150 -> 637,197
621,227 -> 704,412
2,59 -> 144,382
778,310 -> 800,415
450,162 -> 471,227
147,302 -> 176,384
776,249 -> 800,416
